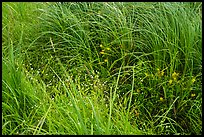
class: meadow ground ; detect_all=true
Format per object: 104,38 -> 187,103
2,2 -> 202,135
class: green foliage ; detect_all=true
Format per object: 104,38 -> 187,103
2,2 -> 202,135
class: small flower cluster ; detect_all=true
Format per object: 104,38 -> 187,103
169,71 -> 179,85
99,44 -> 111,54
157,68 -> 164,77
172,71 -> 179,81
99,44 -> 111,64
191,77 -> 196,83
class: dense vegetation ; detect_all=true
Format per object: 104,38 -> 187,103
2,2 -> 202,135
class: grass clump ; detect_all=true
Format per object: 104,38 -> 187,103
2,2 -> 202,135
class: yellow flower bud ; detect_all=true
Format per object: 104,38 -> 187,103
172,71 -> 179,80
106,47 -> 111,50
160,97 -> 164,102
169,79 -> 173,85
100,51 -> 105,54
192,77 -> 196,83
191,93 -> 196,97
160,71 -> 164,76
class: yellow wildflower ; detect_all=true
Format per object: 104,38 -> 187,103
160,97 -> 164,102
157,68 -> 164,77
100,51 -> 105,54
172,71 -> 179,80
104,59 -> 108,62
191,77 -> 196,83
169,79 -> 173,85
191,93 -> 196,97
160,71 -> 164,76
106,47 -> 111,50
100,44 -> 103,48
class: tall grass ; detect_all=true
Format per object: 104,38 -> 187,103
2,2 -> 202,135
